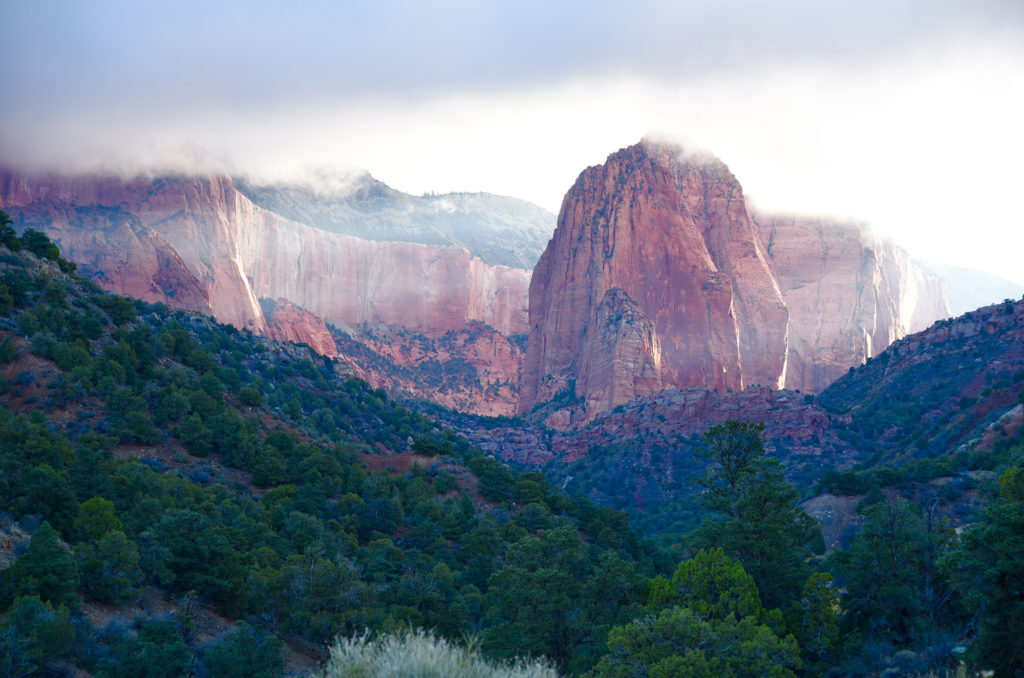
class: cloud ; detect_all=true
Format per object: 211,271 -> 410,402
2,1 -> 1022,284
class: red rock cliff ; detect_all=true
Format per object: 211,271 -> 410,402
0,170 -> 531,341
262,298 -> 339,357
520,139 -> 789,416
753,213 -> 950,392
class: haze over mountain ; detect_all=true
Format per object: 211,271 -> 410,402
234,171 -> 555,270
1,137 -> 967,424
919,260 -> 1024,317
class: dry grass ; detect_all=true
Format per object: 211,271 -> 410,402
314,629 -> 558,678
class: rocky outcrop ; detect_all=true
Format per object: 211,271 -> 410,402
0,170 -> 531,340
520,139 -> 789,418
262,298 -> 339,357
753,214 -> 950,392
332,322 -> 524,417
8,201 -> 213,314
235,220 -> 530,336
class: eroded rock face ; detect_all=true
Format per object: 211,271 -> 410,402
235,219 -> 530,336
753,214 -> 950,392
332,322 -> 524,416
0,170 -> 531,339
262,298 -> 339,357
520,140 -> 789,417
577,288 -> 664,415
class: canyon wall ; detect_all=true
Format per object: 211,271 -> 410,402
0,170 -> 531,342
520,140 -> 949,421
520,140 -> 790,418
753,214 -> 950,392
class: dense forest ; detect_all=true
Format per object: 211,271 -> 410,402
0,209 -> 1022,676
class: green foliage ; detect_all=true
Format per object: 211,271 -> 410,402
784,573 -> 840,671
0,337 -> 15,363
78,530 -> 144,603
202,622 -> 284,678
5,521 -> 80,608
95,293 -> 138,326
314,629 -> 558,678
74,496 -> 123,541
590,606 -> 800,678
0,595 -> 76,671
0,284 -> 12,315
590,549 -> 799,678
944,457 -> 1024,674
238,383 -> 263,407
125,619 -> 193,678
0,208 -> 20,251
829,498 -> 958,649
20,228 -> 59,261
647,546 -> 762,619
690,420 -> 821,608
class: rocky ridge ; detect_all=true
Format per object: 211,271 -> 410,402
261,297 -> 339,357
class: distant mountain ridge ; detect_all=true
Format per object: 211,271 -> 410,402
919,259 -> 1024,317
234,171 -> 555,270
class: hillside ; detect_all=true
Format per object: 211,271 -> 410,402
0,228 -> 660,676
2,221 -> 1022,674
452,296 -> 1024,541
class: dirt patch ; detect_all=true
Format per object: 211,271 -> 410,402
802,493 -> 865,553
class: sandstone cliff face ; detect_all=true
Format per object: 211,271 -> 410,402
0,170 -> 531,339
235,219 -> 530,336
577,288 -> 664,414
261,298 -> 339,357
753,214 -> 950,392
332,322 -> 524,417
520,140 -> 789,417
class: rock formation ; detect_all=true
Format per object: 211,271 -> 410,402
520,139 -> 790,419
0,170 -> 531,339
261,298 -> 339,357
520,139 -> 950,422
334,322 -> 524,417
753,214 -> 950,392
234,172 -> 556,270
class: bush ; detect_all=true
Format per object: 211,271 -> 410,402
314,629 -> 557,678
20,228 -> 60,261
201,622 -> 284,678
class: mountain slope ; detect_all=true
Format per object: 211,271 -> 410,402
234,171 -> 556,270
0,233 -> 658,676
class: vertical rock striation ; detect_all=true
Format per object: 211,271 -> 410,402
520,139 -> 789,418
753,213 -> 950,392
0,170 -> 531,341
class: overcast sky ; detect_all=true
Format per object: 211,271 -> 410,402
2,0 -> 1023,284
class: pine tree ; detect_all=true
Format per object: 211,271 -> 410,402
8,521 -> 80,608
690,420 -> 821,608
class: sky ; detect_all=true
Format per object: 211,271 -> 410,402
2,0 -> 1023,285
